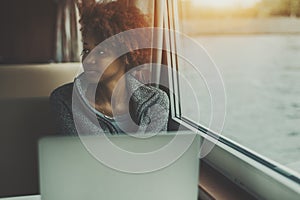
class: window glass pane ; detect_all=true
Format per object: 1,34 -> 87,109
177,0 -> 300,174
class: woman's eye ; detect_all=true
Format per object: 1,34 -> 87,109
81,49 -> 90,56
81,49 -> 106,57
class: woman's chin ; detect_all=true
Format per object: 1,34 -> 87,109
84,71 -> 101,83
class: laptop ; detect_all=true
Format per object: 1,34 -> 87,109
38,132 -> 200,200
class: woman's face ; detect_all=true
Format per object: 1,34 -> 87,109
81,33 -> 125,84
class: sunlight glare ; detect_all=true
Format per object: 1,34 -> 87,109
191,0 -> 261,8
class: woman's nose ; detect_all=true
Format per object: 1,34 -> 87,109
83,54 -> 96,65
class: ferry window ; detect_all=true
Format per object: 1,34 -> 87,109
170,0 -> 300,176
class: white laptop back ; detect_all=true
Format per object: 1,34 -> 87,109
38,132 -> 200,200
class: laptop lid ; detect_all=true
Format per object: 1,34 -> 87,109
38,132 -> 200,200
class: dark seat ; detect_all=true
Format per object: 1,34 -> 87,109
0,63 -> 79,197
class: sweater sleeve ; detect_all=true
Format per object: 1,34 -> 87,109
141,89 -> 170,133
49,83 -> 78,136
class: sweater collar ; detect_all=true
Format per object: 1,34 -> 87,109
74,72 -> 157,123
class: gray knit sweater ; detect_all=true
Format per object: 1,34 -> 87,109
50,73 -> 169,135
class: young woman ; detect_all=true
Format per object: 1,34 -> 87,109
50,0 -> 169,135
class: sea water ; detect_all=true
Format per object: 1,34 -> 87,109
180,35 -> 300,173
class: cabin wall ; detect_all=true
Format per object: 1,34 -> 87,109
0,0 -> 57,64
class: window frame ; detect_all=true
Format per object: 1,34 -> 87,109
163,0 -> 300,199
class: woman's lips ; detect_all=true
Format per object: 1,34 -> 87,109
84,70 -> 102,78
84,69 -> 101,73
85,70 -> 99,73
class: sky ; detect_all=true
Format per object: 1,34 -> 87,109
190,0 -> 261,8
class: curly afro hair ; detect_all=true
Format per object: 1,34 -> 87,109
77,0 -> 152,71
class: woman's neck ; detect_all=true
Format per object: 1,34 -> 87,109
96,74 -> 127,104
86,72 -> 129,117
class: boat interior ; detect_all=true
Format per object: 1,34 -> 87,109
0,0 -> 299,199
